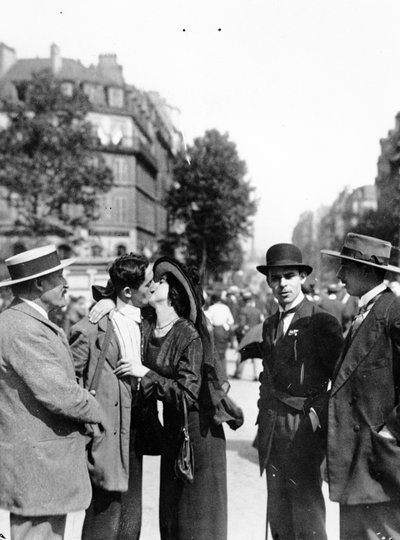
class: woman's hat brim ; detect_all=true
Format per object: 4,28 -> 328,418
256,263 -> 313,276
320,249 -> 400,274
0,258 -> 76,288
153,258 -> 198,323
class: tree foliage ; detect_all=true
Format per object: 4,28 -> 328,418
0,69 -> 113,235
164,129 -> 257,277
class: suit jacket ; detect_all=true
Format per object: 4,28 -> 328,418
0,299 -> 103,516
328,289 -> 400,505
257,298 -> 343,473
69,314 -> 134,492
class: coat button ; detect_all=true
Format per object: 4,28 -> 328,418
115,402 -> 119,407
353,424 -> 360,432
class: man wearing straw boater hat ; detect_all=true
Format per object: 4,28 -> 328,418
256,243 -> 343,540
0,245 -> 105,540
321,233 -> 400,539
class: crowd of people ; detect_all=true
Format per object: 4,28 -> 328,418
1,232 -> 400,539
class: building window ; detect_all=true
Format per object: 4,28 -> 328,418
108,87 -> 124,108
91,244 -> 103,257
82,83 -> 105,105
113,157 -> 128,184
61,82 -> 74,97
115,196 -> 128,224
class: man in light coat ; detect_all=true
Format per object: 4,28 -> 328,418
322,233 -> 400,539
0,245 -> 105,540
257,243 -> 343,540
70,253 -> 153,540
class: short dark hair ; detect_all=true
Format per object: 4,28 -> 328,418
108,253 -> 149,294
165,272 -> 190,319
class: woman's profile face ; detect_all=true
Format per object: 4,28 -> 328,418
149,274 -> 169,308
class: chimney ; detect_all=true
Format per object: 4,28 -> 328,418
0,43 -> 16,77
50,43 -> 62,74
98,54 -> 124,85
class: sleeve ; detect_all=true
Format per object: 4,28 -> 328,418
7,327 -> 104,425
226,306 -> 235,326
140,336 -> 203,408
314,311 -> 344,379
69,323 -> 91,379
307,312 -> 344,430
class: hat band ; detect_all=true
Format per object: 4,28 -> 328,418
341,246 -> 389,266
7,251 -> 61,280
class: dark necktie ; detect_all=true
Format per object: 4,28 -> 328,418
348,293 -> 383,341
274,304 -> 301,344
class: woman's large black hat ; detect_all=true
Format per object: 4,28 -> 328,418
256,243 -> 313,276
153,256 -> 200,323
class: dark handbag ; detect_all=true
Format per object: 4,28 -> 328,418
174,395 -> 194,484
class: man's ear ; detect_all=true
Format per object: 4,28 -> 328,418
122,286 -> 133,299
34,277 -> 44,293
299,272 -> 307,284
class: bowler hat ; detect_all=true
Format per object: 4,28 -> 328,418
152,256 -> 200,323
256,243 -> 313,276
0,244 -> 75,288
321,233 -> 400,274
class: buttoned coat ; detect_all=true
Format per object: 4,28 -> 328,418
0,299 -> 103,516
328,289 -> 400,505
69,315 -> 133,492
258,298 -> 344,473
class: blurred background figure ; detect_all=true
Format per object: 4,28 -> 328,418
224,286 -> 240,348
63,295 -> 88,337
205,292 -> 234,375
334,281 -> 359,335
318,283 -> 346,330
233,292 -> 264,381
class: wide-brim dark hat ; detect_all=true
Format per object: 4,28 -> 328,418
152,256 -> 199,323
0,244 -> 75,288
321,232 -> 400,274
256,243 -> 313,276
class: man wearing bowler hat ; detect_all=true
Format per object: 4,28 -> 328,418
257,243 -> 343,540
0,245 -> 105,540
322,233 -> 400,539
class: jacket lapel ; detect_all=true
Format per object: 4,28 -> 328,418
331,290 -> 394,395
96,315 -> 120,369
9,299 -> 76,366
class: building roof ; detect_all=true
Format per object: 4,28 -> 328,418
3,58 -> 120,87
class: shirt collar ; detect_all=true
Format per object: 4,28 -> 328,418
115,297 -> 142,323
278,291 -> 304,313
359,282 -> 387,308
20,298 -> 49,320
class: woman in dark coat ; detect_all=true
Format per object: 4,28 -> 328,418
96,257 -> 243,540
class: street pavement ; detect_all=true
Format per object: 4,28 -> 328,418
140,349 -> 340,539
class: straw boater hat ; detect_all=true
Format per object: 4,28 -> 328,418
256,243 -> 313,276
0,244 -> 75,288
152,256 -> 199,323
321,232 -> 400,274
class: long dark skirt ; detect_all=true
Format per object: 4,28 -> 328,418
159,410 -> 227,540
340,501 -> 400,540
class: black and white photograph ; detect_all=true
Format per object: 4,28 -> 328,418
1,1 -> 400,539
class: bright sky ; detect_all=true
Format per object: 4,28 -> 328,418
1,0 -> 400,256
